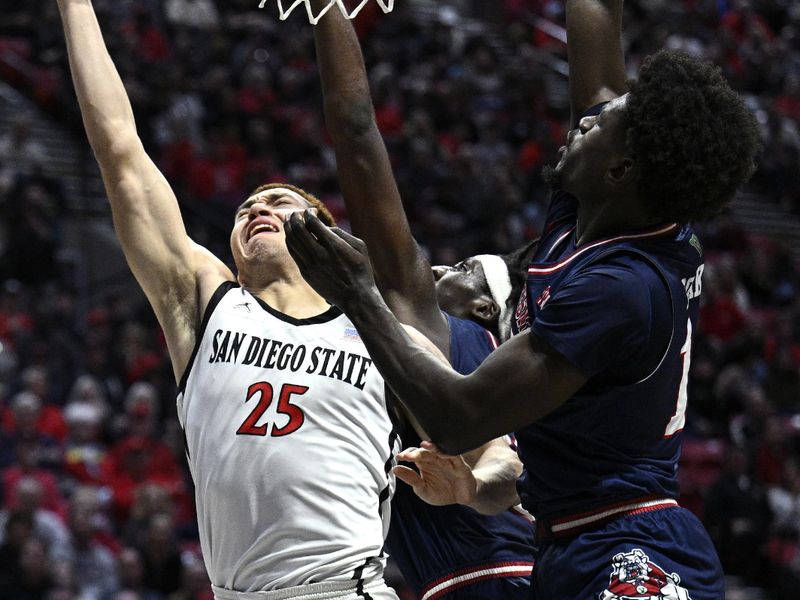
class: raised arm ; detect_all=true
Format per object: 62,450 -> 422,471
284,213 -> 588,455
311,0 -> 449,351
566,0 -> 628,124
57,0 -> 230,380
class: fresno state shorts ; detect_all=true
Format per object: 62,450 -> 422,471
530,505 -> 724,599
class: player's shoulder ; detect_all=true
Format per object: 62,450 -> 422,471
444,313 -> 498,375
567,251 -> 670,317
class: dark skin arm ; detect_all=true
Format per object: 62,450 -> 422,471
311,3 -> 522,509
566,0 -> 628,124
310,0 -> 448,352
284,213 -> 587,455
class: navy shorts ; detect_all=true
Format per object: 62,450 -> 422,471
531,507 -> 724,599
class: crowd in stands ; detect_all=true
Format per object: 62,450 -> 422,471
0,1 -> 799,598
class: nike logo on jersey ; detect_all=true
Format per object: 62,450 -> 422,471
234,302 -> 252,312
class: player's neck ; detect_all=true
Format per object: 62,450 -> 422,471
575,195 -> 662,246
247,278 -> 333,319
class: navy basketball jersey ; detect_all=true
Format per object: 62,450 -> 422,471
511,190 -> 705,522
386,314 -> 534,599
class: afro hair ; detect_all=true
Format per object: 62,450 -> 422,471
625,50 -> 761,223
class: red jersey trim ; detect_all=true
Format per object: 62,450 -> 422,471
528,223 -> 679,276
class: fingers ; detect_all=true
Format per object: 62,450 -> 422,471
302,210 -> 344,250
330,227 -> 367,253
393,465 -> 424,488
420,440 -> 450,455
284,212 -> 319,271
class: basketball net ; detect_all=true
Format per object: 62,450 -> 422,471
258,0 -> 395,24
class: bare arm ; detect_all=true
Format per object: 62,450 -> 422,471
395,439 -> 522,514
566,0 -> 628,124
463,439 -> 523,514
311,0 -> 448,351
57,0 -> 231,380
284,214 -> 588,455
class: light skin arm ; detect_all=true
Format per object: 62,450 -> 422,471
284,215 -> 588,456
396,439 -> 521,514
311,0 -> 448,350
57,0 -> 231,381
566,0 -> 628,124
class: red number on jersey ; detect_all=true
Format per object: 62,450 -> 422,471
271,384 -> 308,437
236,381 -> 308,437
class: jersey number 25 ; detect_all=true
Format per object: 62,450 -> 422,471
236,381 -> 308,437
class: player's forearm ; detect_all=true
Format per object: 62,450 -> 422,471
565,0 -> 627,123
58,0 -> 139,161
467,444 -> 523,515
347,292 -> 487,455
312,0 -> 375,138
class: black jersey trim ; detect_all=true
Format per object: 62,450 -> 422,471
178,280 -> 238,393
352,559 -> 375,600
250,293 -> 342,325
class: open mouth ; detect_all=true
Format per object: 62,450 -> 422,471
247,222 -> 279,241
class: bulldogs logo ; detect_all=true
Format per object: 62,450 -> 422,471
513,287 -> 530,334
598,549 -> 691,600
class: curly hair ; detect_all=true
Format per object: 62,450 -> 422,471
625,50 -> 760,223
248,182 -> 336,226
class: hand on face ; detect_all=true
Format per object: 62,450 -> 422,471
283,210 -> 377,309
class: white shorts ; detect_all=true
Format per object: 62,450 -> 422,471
211,580 -> 399,600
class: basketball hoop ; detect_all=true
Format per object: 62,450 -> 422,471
258,0 -> 395,25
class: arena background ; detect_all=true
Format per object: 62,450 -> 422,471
0,1 -> 798,598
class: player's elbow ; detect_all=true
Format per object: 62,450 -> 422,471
88,123 -> 142,167
426,415 -> 487,456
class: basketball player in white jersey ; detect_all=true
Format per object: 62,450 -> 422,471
56,1 -> 402,598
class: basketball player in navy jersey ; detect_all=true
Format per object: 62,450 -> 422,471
310,2 -> 536,597
57,1 -> 408,598
285,1 -> 761,598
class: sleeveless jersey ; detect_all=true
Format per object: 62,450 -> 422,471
386,314 -> 535,599
510,191 -> 705,521
177,282 -> 400,592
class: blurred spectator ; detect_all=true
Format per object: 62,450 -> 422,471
56,486 -> 119,599
0,511 -> 34,591
63,401 -> 107,486
0,476 -> 70,564
0,118 -> 46,176
166,552 -> 212,600
116,546 -> 164,600
1,390 -> 64,470
138,512 -> 183,596
706,447 -> 773,586
0,536 -> 58,599
165,0 -> 220,30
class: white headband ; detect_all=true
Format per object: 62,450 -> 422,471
473,254 -> 513,342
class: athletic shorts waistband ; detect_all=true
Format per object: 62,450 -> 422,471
536,496 -> 679,542
212,578 -> 396,600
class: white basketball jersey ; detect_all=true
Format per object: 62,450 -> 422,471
177,283 -> 400,592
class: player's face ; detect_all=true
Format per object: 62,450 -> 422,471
229,188 -> 314,267
433,257 -> 493,321
550,94 -> 630,194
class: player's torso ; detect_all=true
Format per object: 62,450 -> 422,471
512,193 -> 705,519
386,315 -> 534,599
177,283 -> 399,591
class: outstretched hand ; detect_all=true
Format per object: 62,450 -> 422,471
394,441 -> 478,507
284,210 -> 378,310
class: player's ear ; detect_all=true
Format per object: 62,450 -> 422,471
606,157 -> 636,187
470,297 -> 500,326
